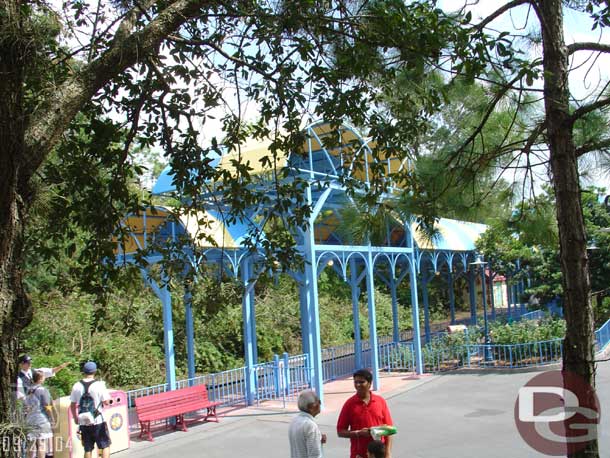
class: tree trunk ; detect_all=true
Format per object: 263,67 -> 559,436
0,2 -> 34,456
536,1 -> 598,457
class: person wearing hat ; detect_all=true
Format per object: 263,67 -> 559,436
69,362 -> 111,458
24,370 -> 55,458
16,355 -> 70,400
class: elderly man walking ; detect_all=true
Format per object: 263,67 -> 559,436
289,389 -> 327,458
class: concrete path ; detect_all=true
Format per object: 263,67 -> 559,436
118,360 -> 610,458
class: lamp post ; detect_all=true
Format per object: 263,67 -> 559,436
471,255 -> 493,362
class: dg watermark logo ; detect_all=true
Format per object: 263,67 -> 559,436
514,370 -> 600,455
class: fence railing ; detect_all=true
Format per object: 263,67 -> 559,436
518,310 -> 546,321
125,312 -> 610,434
595,317 -> 610,353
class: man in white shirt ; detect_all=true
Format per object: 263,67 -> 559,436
289,389 -> 327,458
16,354 -> 70,400
70,361 -> 111,458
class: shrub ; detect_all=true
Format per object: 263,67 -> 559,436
489,317 -> 565,345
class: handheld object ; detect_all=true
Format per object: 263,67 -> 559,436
370,425 -> 397,441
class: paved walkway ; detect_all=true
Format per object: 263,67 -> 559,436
119,361 -> 610,458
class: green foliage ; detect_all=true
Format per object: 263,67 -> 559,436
477,186 -> 610,306
399,78 -> 518,223
22,281 -> 165,395
24,111 -> 147,299
594,296 -> 610,326
90,332 -> 165,390
489,317 -> 566,345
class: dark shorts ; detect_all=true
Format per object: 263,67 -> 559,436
80,423 -> 111,452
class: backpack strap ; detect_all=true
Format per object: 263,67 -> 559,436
79,379 -> 103,419
18,372 -> 32,388
27,385 -> 41,396
80,379 -> 96,394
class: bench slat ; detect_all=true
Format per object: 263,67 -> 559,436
135,384 -> 220,441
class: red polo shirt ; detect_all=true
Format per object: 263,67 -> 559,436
336,392 -> 394,458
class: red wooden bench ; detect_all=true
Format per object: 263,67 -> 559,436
134,384 -> 221,441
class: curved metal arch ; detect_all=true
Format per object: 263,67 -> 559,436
371,252 -> 396,283
416,250 -> 437,274
457,252 -> 472,272
371,251 -> 393,268
392,252 -> 413,273
433,251 -> 455,273
344,251 -> 369,272
315,250 -> 346,276
201,247 -> 240,277
429,251 -> 441,273
296,120 -> 381,184
304,119 -> 375,152
115,205 -> 171,257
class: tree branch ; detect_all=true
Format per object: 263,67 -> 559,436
568,42 -> 610,55
447,68 -> 530,168
24,0 -> 211,176
576,137 -> 610,157
569,96 -> 610,124
471,0 -> 532,31
168,34 -> 277,81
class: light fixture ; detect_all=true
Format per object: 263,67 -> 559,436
470,255 -> 486,267
469,254 -> 493,362
327,259 -> 334,267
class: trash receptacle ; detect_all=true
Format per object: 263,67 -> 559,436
105,390 -> 130,453
53,388 -> 130,458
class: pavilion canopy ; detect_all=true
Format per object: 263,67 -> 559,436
115,207 -> 250,255
116,207 -> 488,257
151,123 -> 409,196
411,218 -> 487,251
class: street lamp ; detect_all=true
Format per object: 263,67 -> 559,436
470,255 -> 493,362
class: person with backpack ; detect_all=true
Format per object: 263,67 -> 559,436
16,355 -> 70,400
24,370 -> 55,458
69,362 -> 111,458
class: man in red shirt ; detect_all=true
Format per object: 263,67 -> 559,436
336,369 -> 393,458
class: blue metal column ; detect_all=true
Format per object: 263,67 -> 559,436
468,269 -> 477,325
349,258 -> 363,369
140,268 -> 177,389
184,285 -> 196,382
513,283 -> 520,316
489,273 -> 496,320
480,266 -> 492,361
447,270 -> 456,324
421,276 -> 431,343
506,276 -> 512,319
303,225 -> 324,402
249,285 -> 258,364
241,258 -> 256,405
298,277 -> 312,357
301,179 -> 331,402
407,238 -> 423,375
516,259 -> 525,312
161,274 -> 177,390
390,276 -> 400,343
365,246 -> 380,391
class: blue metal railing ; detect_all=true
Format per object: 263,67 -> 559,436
464,339 -> 563,369
518,310 -> 546,321
595,318 -> 610,352
124,307 -> 553,407
125,311 -> 610,434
